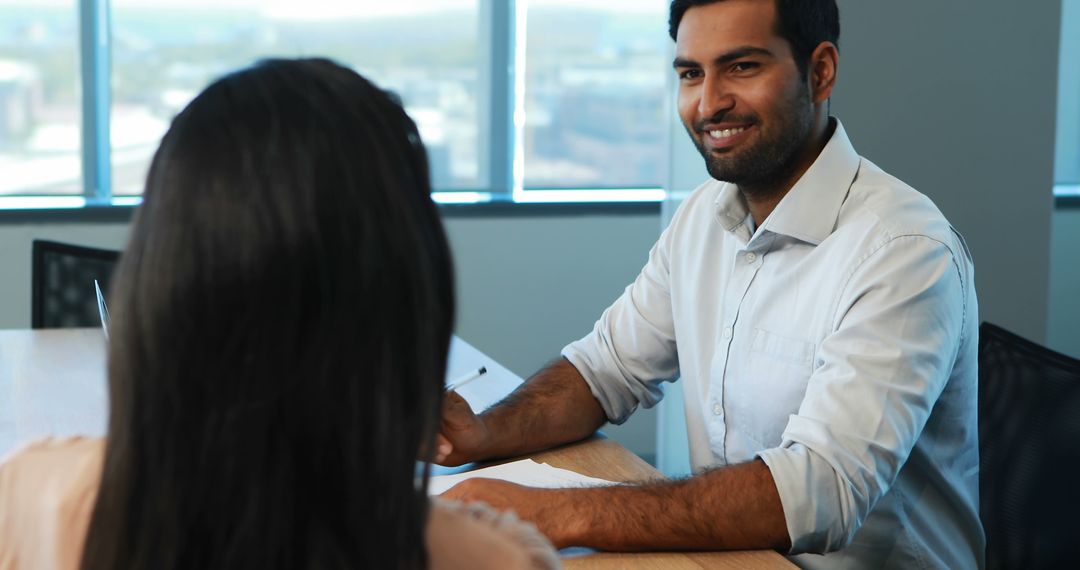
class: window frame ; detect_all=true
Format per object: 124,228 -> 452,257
0,0 -> 666,214
1054,0 -> 1079,208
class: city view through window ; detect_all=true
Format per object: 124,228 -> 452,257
111,0 -> 483,194
0,0 -> 81,196
0,0 -> 670,199
524,0 -> 667,189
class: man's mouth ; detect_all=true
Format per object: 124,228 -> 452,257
708,127 -> 746,139
702,124 -> 753,149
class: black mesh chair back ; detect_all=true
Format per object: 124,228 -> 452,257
978,322 -> 1080,569
31,239 -> 121,329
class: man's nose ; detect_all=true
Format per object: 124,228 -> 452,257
699,76 -> 735,120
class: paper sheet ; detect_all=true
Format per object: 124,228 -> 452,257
444,336 -> 523,412
427,458 -> 615,496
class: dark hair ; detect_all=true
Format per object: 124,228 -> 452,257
81,58 -> 454,570
668,0 -> 840,79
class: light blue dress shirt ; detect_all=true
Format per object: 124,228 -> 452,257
563,121 -> 983,569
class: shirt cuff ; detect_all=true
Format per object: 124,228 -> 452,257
561,342 -> 639,425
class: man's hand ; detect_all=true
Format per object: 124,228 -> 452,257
433,359 -> 606,466
433,390 -> 492,466
440,478 -> 581,548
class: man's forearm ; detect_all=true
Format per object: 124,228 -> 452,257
541,459 -> 790,551
477,358 -> 606,460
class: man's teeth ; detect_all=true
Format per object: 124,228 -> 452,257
709,127 -> 746,138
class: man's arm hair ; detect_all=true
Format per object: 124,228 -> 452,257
547,459 -> 790,551
447,457 -> 792,551
476,358 -> 607,461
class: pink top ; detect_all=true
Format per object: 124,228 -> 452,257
0,437 -> 559,570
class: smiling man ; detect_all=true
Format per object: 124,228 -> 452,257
437,1 -> 983,567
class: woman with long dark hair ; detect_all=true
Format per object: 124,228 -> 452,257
0,58 -> 558,570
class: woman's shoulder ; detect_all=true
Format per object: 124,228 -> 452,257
0,436 -> 105,499
426,498 -> 561,570
0,436 -> 105,570
1,435 -> 104,469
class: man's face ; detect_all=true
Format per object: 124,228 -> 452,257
674,0 -> 815,191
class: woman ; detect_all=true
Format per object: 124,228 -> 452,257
0,58 -> 558,570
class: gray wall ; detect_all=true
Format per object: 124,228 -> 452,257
0,222 -> 130,327
442,212 -> 662,459
833,0 -> 1061,344
0,212 -> 664,459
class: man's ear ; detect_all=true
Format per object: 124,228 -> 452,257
809,41 -> 839,103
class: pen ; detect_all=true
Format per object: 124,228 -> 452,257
447,366 -> 487,392
94,279 -> 110,341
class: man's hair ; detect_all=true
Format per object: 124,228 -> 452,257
668,0 -> 840,79
81,58 -> 454,570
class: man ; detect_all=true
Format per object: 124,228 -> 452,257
437,0 -> 983,567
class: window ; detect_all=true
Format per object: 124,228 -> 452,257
0,0 -> 670,207
110,0 -> 482,195
522,0 -> 668,191
1056,0 -> 1080,198
0,0 -> 82,197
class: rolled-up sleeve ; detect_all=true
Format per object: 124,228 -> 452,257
757,234 -> 969,553
561,226 -> 681,424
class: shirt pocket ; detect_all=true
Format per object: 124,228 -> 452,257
744,327 -> 815,447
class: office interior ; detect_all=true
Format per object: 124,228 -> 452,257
1,0 -> 1078,468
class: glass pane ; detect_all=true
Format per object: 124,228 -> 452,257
1055,0 -> 1080,186
0,0 -> 82,196
110,0 -> 482,195
522,0 -> 668,189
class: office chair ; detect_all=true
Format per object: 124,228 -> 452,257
31,239 -> 121,329
978,322 -> 1080,569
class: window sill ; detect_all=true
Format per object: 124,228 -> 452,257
0,199 -> 137,224
437,196 -> 662,217
0,192 -> 663,224
1055,184 -> 1080,209
1056,196 -> 1080,209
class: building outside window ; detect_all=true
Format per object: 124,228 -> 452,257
0,0 -> 82,196
1,0 -> 672,205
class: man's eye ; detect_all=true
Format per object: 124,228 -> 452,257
678,69 -> 702,80
731,61 -> 760,73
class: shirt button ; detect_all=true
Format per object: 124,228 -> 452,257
722,326 -> 733,339
745,252 -> 757,264
713,403 -> 723,416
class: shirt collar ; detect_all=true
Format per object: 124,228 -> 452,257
713,119 -> 861,246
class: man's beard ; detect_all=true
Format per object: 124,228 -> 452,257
688,84 -> 815,197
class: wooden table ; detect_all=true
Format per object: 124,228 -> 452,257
0,328 -> 794,569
